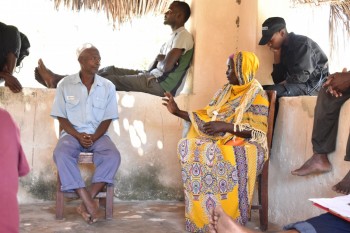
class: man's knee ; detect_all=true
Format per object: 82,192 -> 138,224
263,84 -> 288,97
53,136 -> 79,162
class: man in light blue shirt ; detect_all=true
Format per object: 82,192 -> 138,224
51,43 -> 120,224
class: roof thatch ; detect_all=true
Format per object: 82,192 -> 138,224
329,1 -> 350,56
53,0 -> 171,27
291,0 -> 350,57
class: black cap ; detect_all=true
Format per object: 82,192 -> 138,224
258,17 -> 286,45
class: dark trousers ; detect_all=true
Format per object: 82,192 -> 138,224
263,83 -> 317,122
312,87 -> 350,160
263,83 -> 317,98
97,66 -> 165,97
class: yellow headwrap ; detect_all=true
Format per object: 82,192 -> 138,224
206,51 -> 262,125
188,51 -> 268,152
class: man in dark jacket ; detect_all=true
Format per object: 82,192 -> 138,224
259,17 -> 329,98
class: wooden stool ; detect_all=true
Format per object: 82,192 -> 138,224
55,152 -> 114,220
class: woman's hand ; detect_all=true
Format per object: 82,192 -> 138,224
162,92 -> 180,115
203,121 -> 229,135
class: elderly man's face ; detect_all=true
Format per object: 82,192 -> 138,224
79,48 -> 101,75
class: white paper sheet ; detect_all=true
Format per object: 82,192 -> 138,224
309,194 -> 350,219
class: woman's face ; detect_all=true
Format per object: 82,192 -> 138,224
226,58 -> 239,85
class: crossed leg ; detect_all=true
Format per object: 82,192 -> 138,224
75,182 -> 105,224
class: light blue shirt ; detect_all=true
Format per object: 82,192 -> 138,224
51,73 -> 118,137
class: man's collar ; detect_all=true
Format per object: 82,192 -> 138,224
72,73 -> 82,84
172,26 -> 185,35
72,73 -> 102,86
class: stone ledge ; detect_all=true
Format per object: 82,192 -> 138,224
269,96 -> 350,225
0,87 -> 185,203
2,87 -> 350,225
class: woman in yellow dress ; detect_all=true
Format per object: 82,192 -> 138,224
162,51 -> 269,232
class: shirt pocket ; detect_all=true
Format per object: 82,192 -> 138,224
66,98 -> 81,123
92,97 -> 107,121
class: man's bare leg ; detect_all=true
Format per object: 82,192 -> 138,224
291,153 -> 331,176
209,206 -> 298,233
332,170 -> 350,194
75,187 -> 99,224
76,182 -> 106,223
34,59 -> 65,88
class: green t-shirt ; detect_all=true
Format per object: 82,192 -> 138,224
158,48 -> 194,95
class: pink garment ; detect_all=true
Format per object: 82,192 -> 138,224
0,108 -> 30,233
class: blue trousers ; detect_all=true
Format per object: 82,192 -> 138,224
284,213 -> 350,233
53,134 -> 121,192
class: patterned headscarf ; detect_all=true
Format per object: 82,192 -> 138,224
206,51 -> 262,123
188,51 -> 267,151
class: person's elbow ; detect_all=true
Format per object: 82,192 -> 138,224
162,62 -> 177,73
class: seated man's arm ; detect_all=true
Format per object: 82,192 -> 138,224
271,63 -> 287,84
90,119 -> 112,142
271,49 -> 287,84
285,41 -> 327,84
148,57 -> 160,72
155,48 -> 184,74
58,117 -> 93,148
88,83 -> 118,142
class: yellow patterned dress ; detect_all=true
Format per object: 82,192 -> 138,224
177,51 -> 269,232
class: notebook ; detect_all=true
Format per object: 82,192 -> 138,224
309,194 -> 350,222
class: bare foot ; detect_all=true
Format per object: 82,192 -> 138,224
291,153 -> 331,176
76,204 -> 91,223
34,68 -> 47,87
209,206 -> 256,233
332,170 -> 350,194
35,59 -> 64,88
85,200 -> 100,224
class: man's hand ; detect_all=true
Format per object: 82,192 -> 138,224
323,68 -> 350,97
1,72 -> 22,93
78,133 -> 93,148
203,121 -> 228,135
162,92 -> 180,115
271,48 -> 281,64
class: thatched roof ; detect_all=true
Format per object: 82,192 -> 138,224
291,0 -> 350,57
53,0 -> 171,27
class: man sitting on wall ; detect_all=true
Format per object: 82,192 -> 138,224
259,17 -> 329,98
292,69 -> 350,195
35,1 -> 194,97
